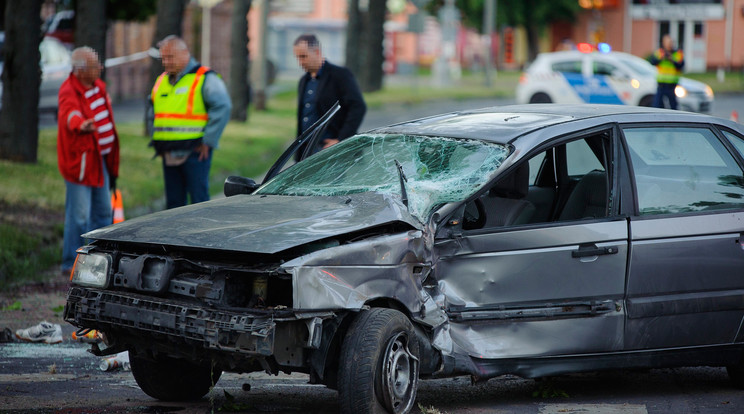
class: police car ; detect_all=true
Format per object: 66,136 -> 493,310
516,43 -> 714,113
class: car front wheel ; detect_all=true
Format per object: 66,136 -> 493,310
130,353 -> 221,401
338,308 -> 420,414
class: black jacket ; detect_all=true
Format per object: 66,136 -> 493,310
296,61 -> 367,141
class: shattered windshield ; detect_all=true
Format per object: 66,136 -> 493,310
255,134 -> 510,221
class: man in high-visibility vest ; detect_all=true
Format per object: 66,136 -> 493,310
148,35 -> 231,209
649,34 -> 684,110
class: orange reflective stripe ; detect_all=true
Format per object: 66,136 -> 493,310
154,113 -> 209,120
187,66 -> 209,115
151,72 -> 167,102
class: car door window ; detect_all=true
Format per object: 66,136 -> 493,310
593,61 -> 618,76
623,127 -> 744,215
551,60 -> 582,73
722,130 -> 744,159
469,132 -> 610,229
567,139 -> 604,177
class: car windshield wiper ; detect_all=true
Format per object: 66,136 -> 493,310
394,159 -> 409,209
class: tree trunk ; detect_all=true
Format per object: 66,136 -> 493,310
230,0 -> 251,121
0,0 -> 41,162
359,0 -> 385,92
525,23 -> 539,63
74,0 -> 107,71
148,0 -> 188,87
344,0 -> 360,77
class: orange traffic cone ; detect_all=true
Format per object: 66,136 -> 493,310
731,110 -> 739,123
111,189 -> 125,224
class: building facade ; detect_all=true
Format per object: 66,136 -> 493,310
558,0 -> 744,71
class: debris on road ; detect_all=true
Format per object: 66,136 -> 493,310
14,321 -> 62,344
99,351 -> 130,372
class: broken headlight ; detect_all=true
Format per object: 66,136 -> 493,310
70,253 -> 111,288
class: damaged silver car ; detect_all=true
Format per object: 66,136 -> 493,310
65,104 -> 744,413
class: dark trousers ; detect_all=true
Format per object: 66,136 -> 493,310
653,82 -> 678,110
162,149 -> 212,209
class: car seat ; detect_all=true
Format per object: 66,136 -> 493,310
483,163 -> 535,227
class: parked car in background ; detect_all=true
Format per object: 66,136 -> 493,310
43,10 -> 75,48
65,104 -> 744,414
516,46 -> 714,113
0,36 -> 71,115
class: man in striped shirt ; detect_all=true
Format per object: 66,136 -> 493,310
57,47 -> 120,275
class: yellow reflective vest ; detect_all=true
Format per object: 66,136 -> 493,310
653,48 -> 684,84
151,66 -> 210,149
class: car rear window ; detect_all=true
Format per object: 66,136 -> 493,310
623,127 -> 744,215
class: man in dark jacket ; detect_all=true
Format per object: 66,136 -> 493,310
293,33 -> 366,159
57,47 -> 120,275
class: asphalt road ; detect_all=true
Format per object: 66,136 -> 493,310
2,339 -> 744,413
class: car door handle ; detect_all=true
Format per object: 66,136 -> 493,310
571,245 -> 619,258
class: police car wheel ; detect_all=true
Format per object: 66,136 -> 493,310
529,93 -> 552,104
639,95 -> 654,107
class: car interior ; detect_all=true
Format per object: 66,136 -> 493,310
463,132 -> 612,230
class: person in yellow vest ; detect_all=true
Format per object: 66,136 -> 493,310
148,35 -> 231,209
649,34 -> 684,110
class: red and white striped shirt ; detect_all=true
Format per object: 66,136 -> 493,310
84,86 -> 115,156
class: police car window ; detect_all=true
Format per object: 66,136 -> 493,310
624,127 -> 744,215
551,61 -> 581,73
594,61 -> 618,76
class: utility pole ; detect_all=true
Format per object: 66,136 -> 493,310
434,0 -> 458,87
483,0 -> 497,86
198,0 -> 222,66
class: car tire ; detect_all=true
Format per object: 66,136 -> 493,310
727,363 -> 744,389
338,308 -> 420,414
639,95 -> 654,107
130,353 -> 221,401
529,93 -> 552,104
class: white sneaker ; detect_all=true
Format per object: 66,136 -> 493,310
15,321 -> 63,344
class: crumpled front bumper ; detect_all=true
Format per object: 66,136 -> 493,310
65,286 -> 331,358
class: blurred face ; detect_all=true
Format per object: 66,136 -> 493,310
160,42 -> 189,75
293,41 -> 323,75
75,53 -> 102,86
662,35 -> 673,51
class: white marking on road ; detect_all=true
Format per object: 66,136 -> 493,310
540,404 -> 648,414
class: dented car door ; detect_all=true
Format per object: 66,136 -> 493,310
434,130 -> 629,360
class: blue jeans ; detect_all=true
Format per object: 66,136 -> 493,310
62,162 -> 111,271
653,83 -> 678,110
162,149 -> 212,209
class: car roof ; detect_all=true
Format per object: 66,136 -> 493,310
536,50 -> 639,61
370,104 -> 716,144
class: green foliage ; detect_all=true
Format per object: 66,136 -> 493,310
0,223 -> 60,290
218,390 -> 253,411
418,404 -> 445,414
107,0 -> 157,22
2,301 -> 22,311
426,0 -> 582,32
531,379 -> 570,398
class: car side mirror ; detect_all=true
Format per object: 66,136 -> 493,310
224,176 -> 259,197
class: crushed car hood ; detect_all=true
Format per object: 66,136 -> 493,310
84,193 -> 419,254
